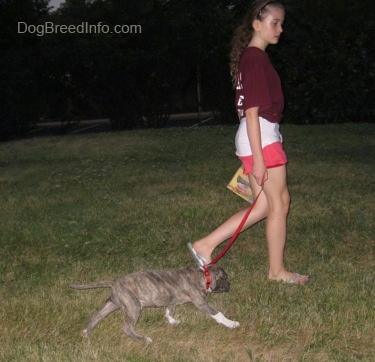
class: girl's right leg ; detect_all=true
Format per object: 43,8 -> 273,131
191,178 -> 267,263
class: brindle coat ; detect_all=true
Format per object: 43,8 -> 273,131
70,264 -> 239,342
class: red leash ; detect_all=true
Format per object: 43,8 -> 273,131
207,187 -> 264,266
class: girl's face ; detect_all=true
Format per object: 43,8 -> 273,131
252,6 -> 285,49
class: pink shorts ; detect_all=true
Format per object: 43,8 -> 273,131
238,142 -> 288,174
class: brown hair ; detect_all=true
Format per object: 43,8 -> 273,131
229,0 -> 284,87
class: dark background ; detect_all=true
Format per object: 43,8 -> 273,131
1,0 -> 374,140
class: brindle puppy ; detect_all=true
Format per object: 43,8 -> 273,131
70,264 -> 239,342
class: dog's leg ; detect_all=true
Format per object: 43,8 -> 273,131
83,299 -> 119,337
165,305 -> 180,325
120,294 -> 153,343
193,299 -> 240,329
211,312 -> 240,329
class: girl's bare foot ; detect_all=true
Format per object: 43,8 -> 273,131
269,271 -> 312,284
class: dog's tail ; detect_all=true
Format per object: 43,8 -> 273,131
69,281 -> 114,290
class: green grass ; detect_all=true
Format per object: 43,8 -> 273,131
0,124 -> 374,361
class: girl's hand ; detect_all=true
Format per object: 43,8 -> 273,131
252,161 -> 268,186
244,107 -> 267,186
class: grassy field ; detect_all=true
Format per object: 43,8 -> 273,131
0,123 -> 374,361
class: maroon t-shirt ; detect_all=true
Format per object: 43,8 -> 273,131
235,47 -> 284,123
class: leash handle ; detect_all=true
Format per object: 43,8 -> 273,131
208,187 -> 263,266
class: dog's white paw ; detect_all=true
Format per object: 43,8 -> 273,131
145,336 -> 153,343
166,316 -> 181,325
227,320 -> 240,329
212,312 -> 240,329
169,319 -> 181,325
82,329 -> 89,338
165,309 -> 181,325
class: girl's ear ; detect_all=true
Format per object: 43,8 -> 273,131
252,19 -> 262,32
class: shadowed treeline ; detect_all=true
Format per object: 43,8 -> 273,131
1,0 -> 374,140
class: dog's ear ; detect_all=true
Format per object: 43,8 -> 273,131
208,265 -> 230,293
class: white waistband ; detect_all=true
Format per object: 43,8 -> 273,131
235,117 -> 282,156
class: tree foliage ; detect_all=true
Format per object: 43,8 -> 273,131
275,0 -> 375,124
0,0 -> 49,140
0,0 -> 374,139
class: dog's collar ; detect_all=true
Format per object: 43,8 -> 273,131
202,266 -> 211,292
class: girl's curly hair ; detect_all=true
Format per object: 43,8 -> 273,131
229,0 -> 284,87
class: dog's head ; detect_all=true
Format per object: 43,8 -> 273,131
206,265 -> 230,293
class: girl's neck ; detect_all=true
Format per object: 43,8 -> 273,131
248,38 -> 268,51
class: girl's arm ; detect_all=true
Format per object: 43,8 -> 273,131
245,107 -> 268,186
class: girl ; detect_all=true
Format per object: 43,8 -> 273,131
188,0 -> 312,284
